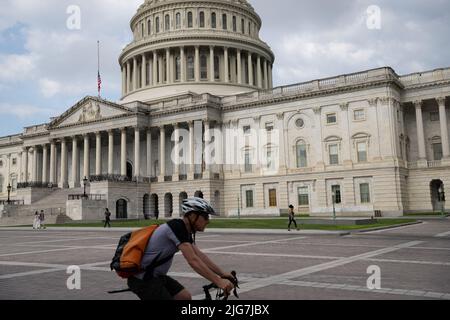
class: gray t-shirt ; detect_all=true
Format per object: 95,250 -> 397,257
136,219 -> 193,279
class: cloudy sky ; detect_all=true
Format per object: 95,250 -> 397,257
0,0 -> 449,137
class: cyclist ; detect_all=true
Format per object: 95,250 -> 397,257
127,197 -> 235,300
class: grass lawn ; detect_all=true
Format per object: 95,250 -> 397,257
46,218 -> 417,231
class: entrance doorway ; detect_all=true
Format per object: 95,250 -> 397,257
430,180 -> 445,212
116,199 -> 128,219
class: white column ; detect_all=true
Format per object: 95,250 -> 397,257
23,147 -> 29,183
173,124 -> 180,177
153,51 -> 158,85
32,147 -> 38,182
224,47 -> 229,83
122,65 -> 126,96
49,141 -> 56,184
263,58 -> 268,89
159,126 -> 166,180
83,134 -> 90,179
42,144 -> 48,184
248,52 -> 253,86
133,57 -> 138,91
146,129 -> 152,177
237,49 -> 242,84
121,128 -> 127,176
188,121 -> 195,178
141,54 -> 147,88
180,47 -> 185,83
194,46 -> 200,82
437,97 -> 450,159
126,61 -> 131,93
95,132 -> 102,175
71,137 -> 79,188
203,121 -> 210,176
134,127 -> 140,177
108,130 -> 114,175
256,55 -> 262,88
268,63 -> 273,88
166,48 -> 170,83
209,46 -> 215,82
414,101 -> 427,160
60,139 -> 68,188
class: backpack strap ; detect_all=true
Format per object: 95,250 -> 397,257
143,252 -> 175,281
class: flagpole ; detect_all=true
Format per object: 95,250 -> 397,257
97,40 -> 101,98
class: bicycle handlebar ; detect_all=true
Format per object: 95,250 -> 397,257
203,270 -> 239,300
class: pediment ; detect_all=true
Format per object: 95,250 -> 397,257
49,96 -> 132,128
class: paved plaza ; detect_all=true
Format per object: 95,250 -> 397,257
0,218 -> 449,300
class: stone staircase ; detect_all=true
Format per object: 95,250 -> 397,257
0,188 -> 82,226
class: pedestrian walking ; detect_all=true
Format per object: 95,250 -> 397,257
104,208 -> 111,228
33,211 -> 40,230
288,205 -> 299,231
39,210 -> 46,229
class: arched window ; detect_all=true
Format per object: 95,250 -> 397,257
175,13 -> 181,29
199,11 -> 205,28
175,55 -> 181,81
147,20 -> 152,35
248,22 -> 251,35
187,12 -> 193,28
241,18 -> 245,33
214,55 -> 220,80
222,14 -> 227,30
200,54 -> 207,79
141,23 -> 144,38
211,13 -> 216,28
165,14 -> 170,31
232,16 -> 237,32
187,55 -> 195,80
155,17 -> 160,33
296,140 -> 308,168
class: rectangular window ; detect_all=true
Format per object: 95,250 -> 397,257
430,112 -> 439,121
232,16 -> 237,32
244,152 -> 252,172
222,14 -> 227,30
327,113 -> 337,124
360,183 -> 371,203
298,187 -> 309,206
269,189 -> 277,207
433,143 -> 443,160
246,190 -> 253,208
331,185 -> 341,204
329,144 -> 339,165
357,142 -> 367,162
296,144 -> 308,168
241,19 -> 245,34
353,109 -> 365,121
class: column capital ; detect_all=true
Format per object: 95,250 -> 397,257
414,100 -> 423,109
134,126 -> 141,132
95,131 -> 101,137
437,97 -> 447,106
83,133 -> 90,138
120,127 -> 128,133
41,143 -> 48,148
368,98 -> 378,107
313,106 -> 321,115
107,129 -> 115,135
159,125 -> 166,131
339,102 -> 349,111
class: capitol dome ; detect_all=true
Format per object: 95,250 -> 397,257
119,0 -> 275,102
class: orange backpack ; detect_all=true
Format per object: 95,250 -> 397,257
110,225 -> 160,279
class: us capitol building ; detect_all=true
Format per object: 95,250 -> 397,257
0,0 -> 449,224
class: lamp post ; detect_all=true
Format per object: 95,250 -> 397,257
439,185 -> 445,217
7,183 -> 11,204
83,176 -> 88,199
331,191 -> 336,221
237,195 -> 241,219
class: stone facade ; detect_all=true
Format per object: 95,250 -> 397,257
0,0 -> 449,219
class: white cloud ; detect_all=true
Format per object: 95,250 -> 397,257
0,53 -> 37,82
0,103 -> 53,119
39,78 -> 61,98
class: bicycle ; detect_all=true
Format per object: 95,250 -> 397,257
203,271 -> 240,300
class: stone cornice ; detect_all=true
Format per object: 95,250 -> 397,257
221,77 -> 402,113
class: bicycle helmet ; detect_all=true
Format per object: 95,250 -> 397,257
182,197 -> 217,218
